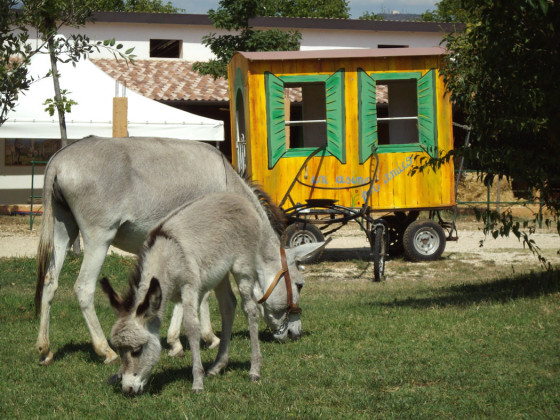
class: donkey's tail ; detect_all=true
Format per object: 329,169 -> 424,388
35,164 -> 57,317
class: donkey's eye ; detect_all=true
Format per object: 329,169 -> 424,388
297,264 -> 305,272
131,347 -> 143,357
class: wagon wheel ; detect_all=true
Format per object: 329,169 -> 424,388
281,223 -> 326,263
403,220 -> 446,262
383,212 -> 420,256
372,225 -> 386,282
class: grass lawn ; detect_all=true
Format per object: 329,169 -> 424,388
0,252 -> 559,419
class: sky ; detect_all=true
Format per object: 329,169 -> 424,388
170,0 -> 439,18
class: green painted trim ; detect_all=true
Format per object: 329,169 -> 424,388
370,71 -> 422,81
357,68 -> 378,164
376,143 -> 425,154
279,74 -> 330,83
325,69 -> 346,164
265,71 -> 287,168
264,70 -> 345,165
284,148 -> 333,158
234,67 -> 245,101
417,69 -> 438,158
357,69 -> 438,158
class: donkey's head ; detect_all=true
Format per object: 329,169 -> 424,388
257,241 -> 328,341
101,277 -> 163,395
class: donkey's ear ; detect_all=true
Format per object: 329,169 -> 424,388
100,277 -> 123,312
136,277 -> 162,318
288,237 -> 332,264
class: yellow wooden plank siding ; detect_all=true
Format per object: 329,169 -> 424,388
228,50 -> 455,212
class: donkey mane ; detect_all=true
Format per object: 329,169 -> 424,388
241,174 -> 286,237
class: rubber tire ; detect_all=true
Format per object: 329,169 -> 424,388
403,220 -> 446,262
281,223 -> 326,263
372,226 -> 386,282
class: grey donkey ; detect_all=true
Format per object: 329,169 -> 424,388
101,192 -> 326,394
34,136 -> 287,365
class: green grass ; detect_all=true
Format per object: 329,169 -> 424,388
0,253 -> 559,419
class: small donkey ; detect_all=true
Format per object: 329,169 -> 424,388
101,192 -> 325,394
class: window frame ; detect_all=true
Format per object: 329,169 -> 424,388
265,70 -> 346,169
358,69 -> 438,163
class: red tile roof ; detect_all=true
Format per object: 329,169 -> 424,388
91,58 -> 229,102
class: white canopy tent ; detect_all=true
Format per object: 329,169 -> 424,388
0,53 -> 224,141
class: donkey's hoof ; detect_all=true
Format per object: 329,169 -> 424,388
192,388 -> 204,394
168,347 -> 185,358
249,374 -> 260,382
38,351 -> 54,366
203,336 -> 220,350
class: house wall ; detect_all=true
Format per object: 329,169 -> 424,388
230,54 -> 455,212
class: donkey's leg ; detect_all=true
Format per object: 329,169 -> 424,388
36,212 -> 78,365
235,275 -> 263,382
207,276 -> 237,377
73,235 -> 118,363
200,291 -> 220,349
167,293 -> 220,357
167,304 -> 185,357
182,285 -> 205,392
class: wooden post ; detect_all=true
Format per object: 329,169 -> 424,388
112,97 -> 128,137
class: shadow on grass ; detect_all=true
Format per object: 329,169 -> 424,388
376,269 -> 560,309
321,247 -> 372,262
53,341 -> 100,363
147,360 -> 252,394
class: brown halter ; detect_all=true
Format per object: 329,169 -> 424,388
257,248 -> 302,315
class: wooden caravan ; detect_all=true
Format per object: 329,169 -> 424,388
228,48 -> 456,277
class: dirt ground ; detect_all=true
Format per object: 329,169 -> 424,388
1,214 -> 558,269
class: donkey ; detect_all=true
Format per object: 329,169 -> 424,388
101,192 -> 325,394
35,136 -> 287,365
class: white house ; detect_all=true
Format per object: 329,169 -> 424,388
1,12 -> 462,206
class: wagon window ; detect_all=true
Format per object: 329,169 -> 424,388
284,83 -> 327,149
376,79 -> 419,146
265,70 -> 346,169
358,69 -> 437,163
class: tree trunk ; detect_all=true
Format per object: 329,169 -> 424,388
47,37 -> 81,253
47,37 -> 68,147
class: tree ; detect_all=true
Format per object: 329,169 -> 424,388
358,11 -> 384,21
193,0 -> 302,79
442,0 -> 560,212
1,0 -> 135,146
420,0 -> 473,22
259,0 -> 349,19
93,0 -> 180,13
0,1 -> 32,126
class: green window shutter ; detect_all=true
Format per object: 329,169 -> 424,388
417,69 -> 437,157
357,68 -> 378,164
265,72 -> 287,168
325,69 -> 346,163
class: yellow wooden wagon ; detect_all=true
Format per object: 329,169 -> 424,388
228,48 -> 456,279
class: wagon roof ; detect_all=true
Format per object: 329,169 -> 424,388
235,47 -> 446,62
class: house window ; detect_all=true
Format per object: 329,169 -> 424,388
265,70 -> 345,168
149,39 -> 182,58
377,44 -> 409,48
358,69 -> 437,163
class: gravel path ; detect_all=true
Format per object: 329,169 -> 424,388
1,216 -> 558,266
